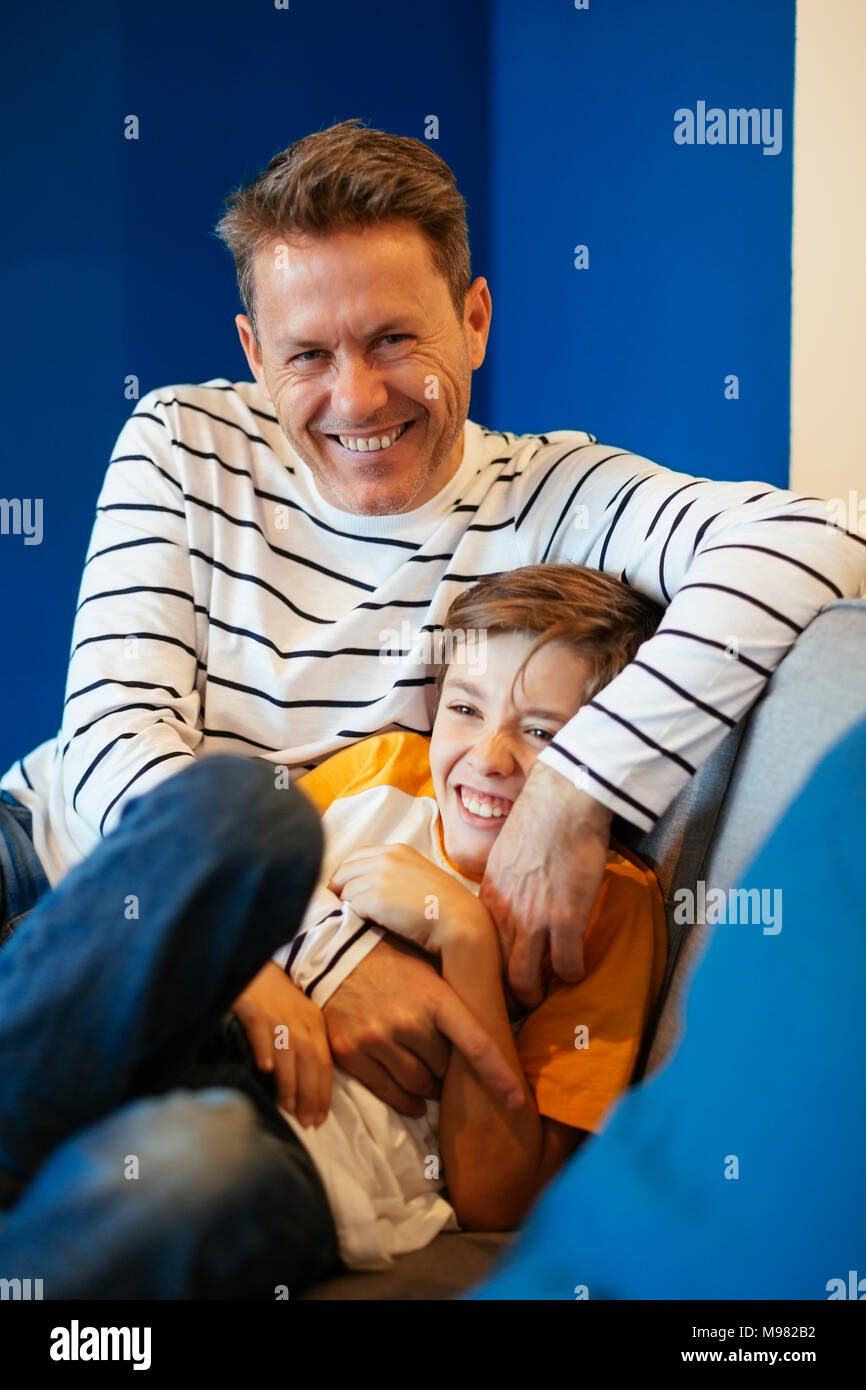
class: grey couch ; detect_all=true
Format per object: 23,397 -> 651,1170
303,598 -> 866,1300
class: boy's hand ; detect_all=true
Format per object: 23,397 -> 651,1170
232,962 -> 333,1127
328,843 -> 488,953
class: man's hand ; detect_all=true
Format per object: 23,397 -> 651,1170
321,936 -> 524,1117
479,761 -> 613,1008
232,962 -> 332,1127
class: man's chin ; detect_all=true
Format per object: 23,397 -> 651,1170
309,466 -> 432,517
342,488 -> 422,517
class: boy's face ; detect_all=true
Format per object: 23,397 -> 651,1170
429,631 -> 595,876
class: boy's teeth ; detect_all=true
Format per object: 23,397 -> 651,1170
337,421 -> 410,452
459,786 -> 510,819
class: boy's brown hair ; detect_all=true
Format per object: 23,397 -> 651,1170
432,563 -> 664,713
214,118 -> 473,343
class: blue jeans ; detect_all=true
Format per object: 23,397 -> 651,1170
0,791 -> 51,945
0,755 -> 340,1298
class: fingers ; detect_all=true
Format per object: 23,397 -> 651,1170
340,1052 -> 429,1118
274,1027 -> 332,1127
295,1021 -> 333,1124
479,869 -> 516,961
331,871 -> 378,921
237,1001 -> 332,1128
369,1038 -> 442,1101
395,1026 -> 450,1083
329,1022 -> 440,1116
328,845 -> 388,893
282,1010 -> 333,1126
549,919 -> 586,985
271,1038 -> 298,1115
433,991 -> 525,1110
233,1001 -> 276,1074
507,926 -> 549,1009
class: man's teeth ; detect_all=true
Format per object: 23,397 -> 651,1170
337,421 -> 411,452
459,786 -> 511,819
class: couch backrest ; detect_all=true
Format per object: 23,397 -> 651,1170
614,598 -> 866,1076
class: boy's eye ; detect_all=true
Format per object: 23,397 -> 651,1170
527,728 -> 554,741
450,703 -> 478,717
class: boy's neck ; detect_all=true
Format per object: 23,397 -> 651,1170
434,811 -> 485,884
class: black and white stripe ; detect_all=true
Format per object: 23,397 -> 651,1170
2,374 -> 863,885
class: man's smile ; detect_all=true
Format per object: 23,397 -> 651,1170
324,418 -> 417,454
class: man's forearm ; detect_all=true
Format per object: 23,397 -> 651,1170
541,460 -> 866,832
281,888 -> 385,1008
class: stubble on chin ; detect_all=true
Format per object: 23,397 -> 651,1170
304,442 -> 449,516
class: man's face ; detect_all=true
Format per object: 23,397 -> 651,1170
429,632 -> 595,876
236,219 -> 491,515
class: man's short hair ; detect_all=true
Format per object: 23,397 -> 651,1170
214,118 -> 472,342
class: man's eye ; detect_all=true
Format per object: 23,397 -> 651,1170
294,350 -> 324,363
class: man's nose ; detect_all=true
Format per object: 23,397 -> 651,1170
330,356 -> 389,425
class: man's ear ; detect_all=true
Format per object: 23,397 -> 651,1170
235,314 -> 271,400
464,276 -> 492,371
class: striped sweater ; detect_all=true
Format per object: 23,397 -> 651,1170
3,377 -> 864,900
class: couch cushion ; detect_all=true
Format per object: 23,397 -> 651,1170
639,598 -> 866,1072
301,1231 -> 512,1300
704,599 -> 866,888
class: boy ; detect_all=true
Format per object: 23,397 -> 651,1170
251,563 -> 668,1272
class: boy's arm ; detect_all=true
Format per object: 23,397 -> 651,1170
439,907 -> 589,1231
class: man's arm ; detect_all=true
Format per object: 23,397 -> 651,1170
58,392 -> 203,855
275,883 -> 386,1008
272,878 -> 527,1119
517,442 -> 866,829
480,773 -> 613,1005
485,443 -> 866,1001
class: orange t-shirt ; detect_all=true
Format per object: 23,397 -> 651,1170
514,843 -> 667,1133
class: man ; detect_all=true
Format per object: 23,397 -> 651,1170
2,117 -> 864,1128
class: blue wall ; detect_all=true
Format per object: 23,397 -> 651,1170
0,0 -> 795,776
487,0 -> 795,473
0,0 -> 491,772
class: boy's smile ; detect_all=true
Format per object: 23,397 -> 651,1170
454,783 -> 515,825
429,631 -> 595,877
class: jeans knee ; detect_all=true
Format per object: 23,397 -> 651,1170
81,1090 -> 293,1230
120,754 -> 323,893
10,1089 -> 313,1298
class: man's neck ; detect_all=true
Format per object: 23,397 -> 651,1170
403,423 -> 466,511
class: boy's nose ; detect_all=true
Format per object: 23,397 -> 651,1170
469,729 -> 518,774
